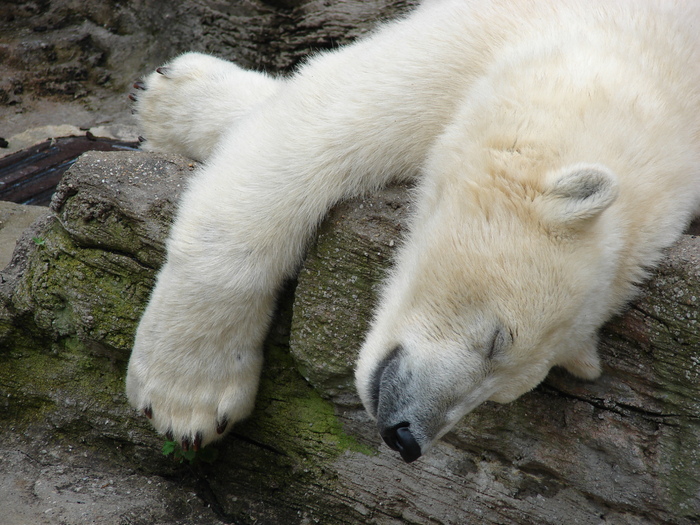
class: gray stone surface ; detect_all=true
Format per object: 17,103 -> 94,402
0,0 -> 417,149
0,201 -> 49,270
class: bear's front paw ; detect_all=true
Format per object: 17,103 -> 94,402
127,360 -> 257,451
129,52 -> 280,162
126,274 -> 266,449
126,343 -> 262,449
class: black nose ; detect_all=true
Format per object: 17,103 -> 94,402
380,422 -> 422,463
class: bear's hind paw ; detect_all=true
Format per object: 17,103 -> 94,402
560,340 -> 602,380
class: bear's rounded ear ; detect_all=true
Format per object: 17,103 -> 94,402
538,164 -> 619,226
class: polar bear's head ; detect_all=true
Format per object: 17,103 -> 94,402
355,164 -> 620,462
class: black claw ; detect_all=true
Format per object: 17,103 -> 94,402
181,438 -> 190,452
128,93 -> 137,102
133,80 -> 146,90
165,430 -> 174,441
193,432 -> 202,452
143,405 -> 153,419
155,66 -> 170,76
216,417 -> 229,435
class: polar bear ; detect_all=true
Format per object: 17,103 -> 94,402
126,0 -> 700,462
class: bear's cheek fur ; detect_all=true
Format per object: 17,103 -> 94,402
486,357 -> 553,404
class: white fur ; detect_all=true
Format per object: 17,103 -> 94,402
137,52 -> 282,162
127,0 -> 700,456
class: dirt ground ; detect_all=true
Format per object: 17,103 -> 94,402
0,0 -> 413,155
0,1 -> 147,152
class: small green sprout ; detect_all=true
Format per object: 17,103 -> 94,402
162,439 -> 219,464
32,236 -> 46,246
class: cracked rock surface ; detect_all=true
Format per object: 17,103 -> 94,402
1,151 -> 699,524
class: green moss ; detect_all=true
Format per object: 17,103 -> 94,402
11,220 -> 154,353
206,346 -> 376,523
243,337 -> 374,461
0,332 -> 128,424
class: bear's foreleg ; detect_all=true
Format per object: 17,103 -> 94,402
126,3 -> 477,449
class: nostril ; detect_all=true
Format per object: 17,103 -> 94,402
380,422 -> 403,451
380,422 -> 422,463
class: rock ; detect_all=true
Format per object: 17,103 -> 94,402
1,151 -> 192,355
1,150 -> 698,524
0,152 -> 229,524
0,201 -> 49,269
290,184 -> 411,406
0,0 -> 418,144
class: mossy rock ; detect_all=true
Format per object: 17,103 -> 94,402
290,184 -> 411,405
1,150 -> 699,524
